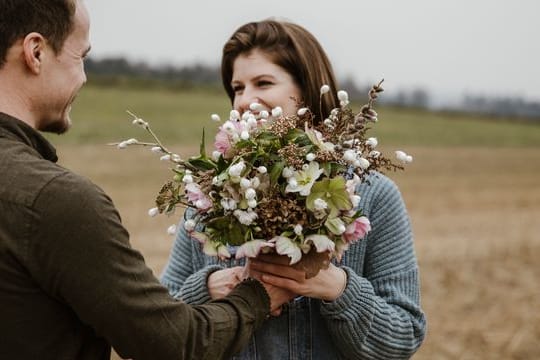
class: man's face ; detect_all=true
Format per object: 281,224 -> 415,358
37,0 -> 91,134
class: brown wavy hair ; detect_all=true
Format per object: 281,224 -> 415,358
0,0 -> 76,67
221,20 -> 339,122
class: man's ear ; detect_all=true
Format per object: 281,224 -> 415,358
22,32 -> 47,75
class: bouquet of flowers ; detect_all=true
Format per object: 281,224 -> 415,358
116,81 -> 412,277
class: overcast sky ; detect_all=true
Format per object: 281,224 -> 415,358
86,0 -> 540,102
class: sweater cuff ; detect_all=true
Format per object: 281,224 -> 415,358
180,265 -> 223,304
320,267 -> 376,331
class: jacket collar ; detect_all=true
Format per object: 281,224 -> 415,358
0,112 -> 58,162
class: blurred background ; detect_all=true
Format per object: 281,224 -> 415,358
54,0 -> 540,358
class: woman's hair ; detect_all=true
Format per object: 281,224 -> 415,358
221,19 -> 339,121
0,0 -> 76,68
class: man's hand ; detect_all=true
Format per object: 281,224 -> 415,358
207,266 -> 244,299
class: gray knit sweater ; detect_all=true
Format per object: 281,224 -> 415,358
161,172 -> 427,359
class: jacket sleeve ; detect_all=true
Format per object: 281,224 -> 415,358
320,175 -> 427,359
27,172 -> 269,360
160,215 -> 224,304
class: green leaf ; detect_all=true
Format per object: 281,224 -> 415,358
270,161 -> 285,185
199,128 -> 207,158
188,157 -> 216,171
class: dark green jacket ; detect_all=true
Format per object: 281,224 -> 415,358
0,112 -> 270,360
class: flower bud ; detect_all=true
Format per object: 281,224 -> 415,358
271,106 -> 283,117
151,146 -> 162,153
240,130 -> 250,140
320,84 -> 330,95
117,142 -> 127,149
240,178 -> 251,189
250,102 -> 264,112
365,137 -> 378,148
245,188 -> 257,200
297,108 -> 309,116
306,153 -> 316,162
184,220 -> 196,232
259,110 -> 269,119
160,154 -> 171,162
148,207 -> 159,217
211,114 -> 221,122
167,224 -> 177,236
230,109 -> 240,120
337,90 -> 349,102
257,166 -> 267,174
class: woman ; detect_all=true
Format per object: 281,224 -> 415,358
161,20 -> 426,359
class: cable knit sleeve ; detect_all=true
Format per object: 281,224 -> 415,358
320,174 -> 427,359
160,216 -> 223,305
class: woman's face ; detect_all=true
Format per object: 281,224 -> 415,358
231,49 -> 302,117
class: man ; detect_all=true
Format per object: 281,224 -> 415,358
0,1 -> 290,359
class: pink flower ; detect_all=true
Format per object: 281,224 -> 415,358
342,216 -> 371,243
185,183 -> 212,212
214,127 -> 231,155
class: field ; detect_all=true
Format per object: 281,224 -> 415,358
55,85 -> 540,359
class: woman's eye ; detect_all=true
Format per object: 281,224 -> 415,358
232,85 -> 244,93
257,80 -> 273,87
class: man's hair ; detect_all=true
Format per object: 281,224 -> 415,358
0,0 -> 76,67
221,20 -> 339,122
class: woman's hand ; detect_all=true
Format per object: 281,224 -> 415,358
207,266 -> 244,300
249,254 -> 348,302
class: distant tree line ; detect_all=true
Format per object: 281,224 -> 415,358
85,57 -> 540,120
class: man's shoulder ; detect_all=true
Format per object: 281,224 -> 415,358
0,139 -> 98,208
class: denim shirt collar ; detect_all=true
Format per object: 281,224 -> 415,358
0,112 -> 58,163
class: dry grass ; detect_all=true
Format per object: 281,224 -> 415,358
57,144 -> 540,359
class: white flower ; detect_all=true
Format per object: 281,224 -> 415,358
240,178 -> 251,189
233,209 -> 258,225
148,207 -> 159,217
240,130 -> 250,140
230,109 -> 240,120
228,161 -> 246,177
350,195 -> 361,208
259,110 -> 269,119
305,234 -> 335,253
250,102 -> 264,112
337,90 -> 349,102
182,174 -> 193,184
306,153 -> 316,162
357,158 -> 370,170
320,84 -> 330,95
285,162 -> 324,196
132,118 -> 148,128
273,236 -> 302,264
257,166 -> 267,174
217,244 -> 231,260
369,150 -> 381,158
211,114 -> 221,122
304,124 -> 335,152
294,224 -> 303,235
396,150 -> 413,164
247,116 -> 258,128
365,137 -> 378,148
313,198 -> 328,210
160,154 -> 171,162
184,219 -> 196,232
167,224 -> 177,236
221,198 -> 238,211
235,240 -> 274,259
151,146 -> 162,153
212,150 -> 221,161
251,177 -> 261,189
297,107 -> 309,116
247,199 -> 258,208
343,150 -> 357,163
282,166 -> 295,178
223,121 -> 236,134
271,106 -> 283,117
244,188 -> 257,200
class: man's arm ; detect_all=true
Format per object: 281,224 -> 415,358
28,171 -> 269,359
